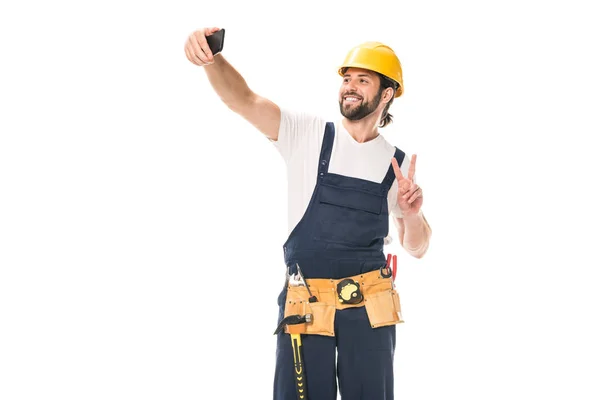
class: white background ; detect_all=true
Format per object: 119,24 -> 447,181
1,0 -> 599,399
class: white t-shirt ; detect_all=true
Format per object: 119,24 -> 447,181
270,109 -> 414,243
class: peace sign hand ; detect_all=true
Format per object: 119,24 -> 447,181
391,154 -> 423,217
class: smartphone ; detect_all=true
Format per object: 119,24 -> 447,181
206,28 -> 225,56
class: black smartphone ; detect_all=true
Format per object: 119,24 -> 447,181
206,28 -> 225,56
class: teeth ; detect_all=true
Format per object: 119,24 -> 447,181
345,97 -> 361,102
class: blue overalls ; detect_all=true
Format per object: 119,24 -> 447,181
274,122 -> 405,400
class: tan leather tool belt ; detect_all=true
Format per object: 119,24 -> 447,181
284,269 -> 404,336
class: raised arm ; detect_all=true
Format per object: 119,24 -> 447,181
184,28 -> 281,140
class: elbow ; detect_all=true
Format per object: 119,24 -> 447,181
402,243 -> 426,259
408,246 -> 428,259
413,248 -> 427,259
404,233 -> 431,260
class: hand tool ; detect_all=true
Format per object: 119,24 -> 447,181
296,263 -> 317,303
274,314 -> 313,400
379,253 -> 398,280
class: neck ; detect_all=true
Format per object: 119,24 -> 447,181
341,113 -> 381,143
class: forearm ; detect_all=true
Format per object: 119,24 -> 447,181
398,212 -> 431,258
203,54 -> 253,110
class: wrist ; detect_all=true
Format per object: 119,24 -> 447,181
401,209 -> 422,222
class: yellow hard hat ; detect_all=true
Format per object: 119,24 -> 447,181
338,41 -> 404,98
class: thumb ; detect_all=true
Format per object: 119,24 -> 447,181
206,27 -> 220,36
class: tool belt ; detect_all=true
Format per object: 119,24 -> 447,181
282,269 -> 404,337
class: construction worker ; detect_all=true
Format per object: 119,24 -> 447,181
185,27 -> 432,400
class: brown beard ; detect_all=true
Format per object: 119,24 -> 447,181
339,89 -> 383,121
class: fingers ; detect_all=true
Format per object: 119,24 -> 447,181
402,183 -> 423,204
398,180 -> 411,194
392,157 -> 412,195
406,187 -> 423,204
391,157 -> 404,181
190,32 -> 212,64
205,26 -> 220,36
184,29 -> 215,66
186,34 -> 203,62
408,154 -> 417,181
194,30 -> 214,63
184,46 -> 201,66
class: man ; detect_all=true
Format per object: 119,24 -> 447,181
185,27 -> 431,400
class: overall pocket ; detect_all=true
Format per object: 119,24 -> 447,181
364,289 -> 404,328
313,184 -> 387,247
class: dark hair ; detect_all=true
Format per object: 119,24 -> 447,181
376,72 -> 400,128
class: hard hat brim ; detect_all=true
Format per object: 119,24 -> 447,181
338,64 -> 403,98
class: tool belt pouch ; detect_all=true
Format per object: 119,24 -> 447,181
284,288 -> 335,336
364,289 -> 404,328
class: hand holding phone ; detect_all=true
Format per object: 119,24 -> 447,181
184,27 -> 225,66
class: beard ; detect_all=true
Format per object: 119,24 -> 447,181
339,90 -> 383,121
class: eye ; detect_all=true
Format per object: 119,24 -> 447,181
360,79 -> 368,84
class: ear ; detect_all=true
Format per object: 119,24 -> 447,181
381,87 -> 394,104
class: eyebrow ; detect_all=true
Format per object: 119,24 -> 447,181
343,73 -> 373,78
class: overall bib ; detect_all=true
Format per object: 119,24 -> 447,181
274,122 -> 405,400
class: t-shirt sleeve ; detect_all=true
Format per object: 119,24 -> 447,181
269,108 -> 324,163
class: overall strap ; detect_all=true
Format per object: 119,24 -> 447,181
318,122 -> 336,178
382,147 -> 406,190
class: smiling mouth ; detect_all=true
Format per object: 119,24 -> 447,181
343,95 -> 363,104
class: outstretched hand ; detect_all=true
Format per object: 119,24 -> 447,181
184,27 -> 221,66
391,154 -> 423,217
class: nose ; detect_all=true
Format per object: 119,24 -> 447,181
344,79 -> 358,93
